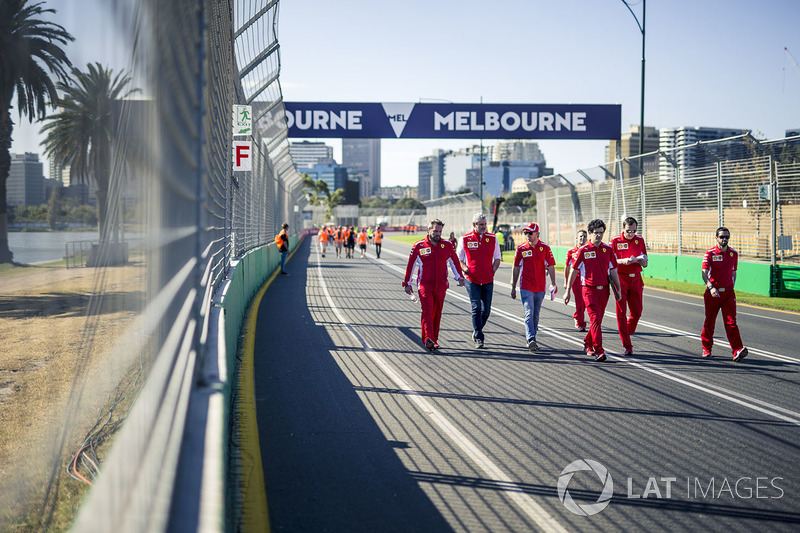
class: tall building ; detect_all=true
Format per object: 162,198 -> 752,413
466,160 -> 548,197
342,139 -> 380,197
443,145 -> 485,193
418,157 -> 433,202
289,141 -> 334,169
419,150 -> 447,200
298,161 -> 348,195
605,125 -> 660,163
49,156 -> 72,186
491,140 -> 544,163
658,126 -> 748,181
7,152 -> 45,207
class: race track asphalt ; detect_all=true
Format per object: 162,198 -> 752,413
253,235 -> 800,532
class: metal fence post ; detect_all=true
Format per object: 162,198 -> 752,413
770,155 -> 776,268
717,161 -> 723,228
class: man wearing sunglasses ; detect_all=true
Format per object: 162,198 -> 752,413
701,227 -> 748,361
510,222 -> 557,352
611,217 -> 649,355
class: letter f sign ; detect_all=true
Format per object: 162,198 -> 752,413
233,140 -> 252,171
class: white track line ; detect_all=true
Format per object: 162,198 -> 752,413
375,246 -> 800,426
315,250 -> 569,533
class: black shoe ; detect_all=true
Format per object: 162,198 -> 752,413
425,339 -> 435,352
280,271 -> 288,275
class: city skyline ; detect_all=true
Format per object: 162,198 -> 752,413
8,0 -> 800,189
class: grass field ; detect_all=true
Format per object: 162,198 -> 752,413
388,234 -> 800,314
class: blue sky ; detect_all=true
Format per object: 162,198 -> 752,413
279,0 -> 800,187
11,0 -> 800,188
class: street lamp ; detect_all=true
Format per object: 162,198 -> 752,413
620,0 -> 646,158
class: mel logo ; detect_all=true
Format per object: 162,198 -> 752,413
381,103 -> 415,137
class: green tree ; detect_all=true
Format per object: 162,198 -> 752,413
0,0 -> 73,262
302,173 -> 344,221
40,62 -> 138,245
394,197 -> 425,210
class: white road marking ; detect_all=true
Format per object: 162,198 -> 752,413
315,250 -> 569,533
375,245 -> 800,425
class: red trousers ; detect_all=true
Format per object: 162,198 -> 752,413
582,285 -> 611,355
418,282 -> 448,344
701,289 -> 743,354
616,273 -> 644,350
570,277 -> 586,328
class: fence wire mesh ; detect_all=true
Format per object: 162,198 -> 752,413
535,134 -> 800,264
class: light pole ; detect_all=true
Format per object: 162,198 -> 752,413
621,0 -> 646,158
621,0 -> 646,239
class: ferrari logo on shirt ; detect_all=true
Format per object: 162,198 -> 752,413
440,243 -> 445,248
420,247 -> 432,255
467,241 -> 479,249
618,242 -> 629,250
635,240 -> 639,244
712,255 -> 723,261
485,238 -> 489,243
585,251 -> 596,259
522,250 -> 532,257
539,246 -> 543,251
730,252 -> 734,257
601,248 -> 607,253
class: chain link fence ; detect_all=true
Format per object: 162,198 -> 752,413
62,0 -> 303,531
534,134 -> 800,265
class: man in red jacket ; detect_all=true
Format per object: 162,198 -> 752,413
611,217 -> 649,355
564,229 -> 588,332
510,223 -> 557,352
564,219 -> 622,362
457,213 -> 502,349
403,219 -> 465,352
701,227 -> 748,361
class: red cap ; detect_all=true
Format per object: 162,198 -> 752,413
523,222 -> 540,233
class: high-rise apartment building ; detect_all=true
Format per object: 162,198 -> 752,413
7,152 -> 45,207
418,151 -> 447,201
289,141 -> 334,169
658,126 -> 747,180
606,125 -> 660,162
491,140 -> 544,163
342,139 -> 380,197
49,155 -> 72,186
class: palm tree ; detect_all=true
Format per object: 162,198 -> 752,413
0,0 -> 73,263
40,62 -> 138,247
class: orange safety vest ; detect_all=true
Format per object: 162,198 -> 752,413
357,232 -> 367,245
334,229 -> 344,243
374,231 -> 383,243
318,228 -> 328,242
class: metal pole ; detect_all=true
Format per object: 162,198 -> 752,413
770,155 -> 776,268
676,165 -> 682,254
639,0 -> 646,159
717,161 -> 723,228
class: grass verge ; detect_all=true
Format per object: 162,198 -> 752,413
404,240 -> 799,312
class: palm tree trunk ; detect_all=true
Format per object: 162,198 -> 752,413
0,109 -> 15,263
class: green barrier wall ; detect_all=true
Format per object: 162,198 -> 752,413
222,235 -> 299,377
548,245 -> 774,296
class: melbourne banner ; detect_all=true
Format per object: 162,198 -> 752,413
284,102 -> 621,140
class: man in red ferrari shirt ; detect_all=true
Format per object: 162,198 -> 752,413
457,213 -> 502,349
403,219 -> 465,352
701,227 -> 748,361
510,223 -> 557,352
564,219 -> 622,362
611,217 -> 649,355
564,229 -> 588,332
